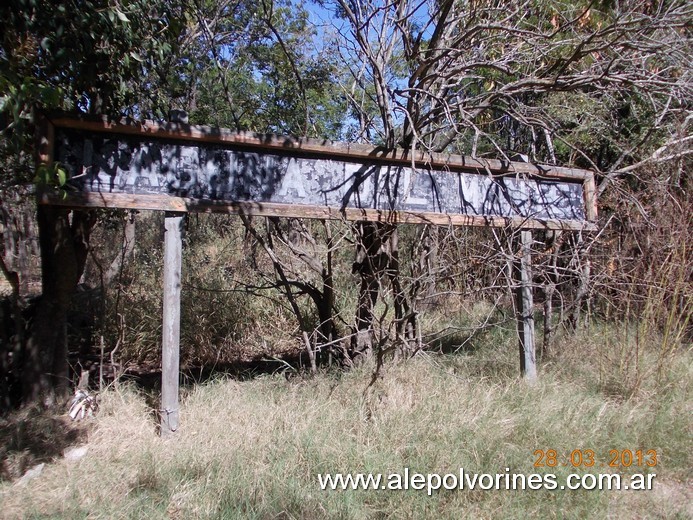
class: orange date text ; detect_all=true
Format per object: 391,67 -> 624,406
533,449 -> 658,468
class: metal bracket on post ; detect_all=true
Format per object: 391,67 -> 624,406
514,229 -> 537,380
161,211 -> 184,435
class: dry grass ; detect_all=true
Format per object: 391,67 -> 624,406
1,326 -> 690,519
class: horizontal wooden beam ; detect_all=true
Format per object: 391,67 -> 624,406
38,190 -> 598,231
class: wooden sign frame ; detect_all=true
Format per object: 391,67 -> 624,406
36,114 -> 598,434
38,114 -> 598,231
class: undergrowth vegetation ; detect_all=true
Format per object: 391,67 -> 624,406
2,182 -> 688,518
0,206 -> 678,518
1,324 -> 690,519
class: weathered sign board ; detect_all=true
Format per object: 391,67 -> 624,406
39,116 -> 597,231
37,114 -> 598,435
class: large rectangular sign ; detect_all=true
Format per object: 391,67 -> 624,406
39,116 -> 597,230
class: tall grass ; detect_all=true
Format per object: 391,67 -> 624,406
1,325 -> 690,519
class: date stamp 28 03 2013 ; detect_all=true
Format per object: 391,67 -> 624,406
533,449 -> 658,469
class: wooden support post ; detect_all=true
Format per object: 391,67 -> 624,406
514,230 -> 537,380
161,212 -> 184,435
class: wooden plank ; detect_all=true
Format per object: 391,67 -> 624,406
160,212 -> 183,436
47,114 -> 594,182
515,230 -> 537,380
583,175 -> 598,222
37,189 -> 599,231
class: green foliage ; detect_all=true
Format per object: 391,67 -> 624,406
0,0 -> 187,189
34,162 -> 68,196
184,0 -> 347,137
3,0 -> 184,115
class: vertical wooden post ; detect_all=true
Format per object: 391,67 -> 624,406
515,230 -> 537,380
161,212 -> 184,435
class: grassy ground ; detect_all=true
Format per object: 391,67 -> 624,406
0,325 -> 690,519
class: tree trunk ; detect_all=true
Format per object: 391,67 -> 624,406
569,234 -> 591,331
1,188 -> 38,410
317,237 -> 338,362
415,226 -> 438,311
351,222 -> 386,361
22,206 -> 94,406
351,222 -> 417,362
352,263 -> 380,361
389,270 -> 418,359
